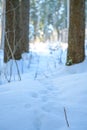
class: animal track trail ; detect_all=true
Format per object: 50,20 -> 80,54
38,85 -> 55,103
40,79 -> 54,94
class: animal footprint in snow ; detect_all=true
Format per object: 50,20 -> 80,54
39,90 -> 48,95
31,92 -> 38,98
46,87 -> 54,91
24,103 -> 31,109
41,96 -> 48,102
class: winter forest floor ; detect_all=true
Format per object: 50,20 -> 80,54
0,41 -> 87,130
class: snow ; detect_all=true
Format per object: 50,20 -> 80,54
0,42 -> 87,130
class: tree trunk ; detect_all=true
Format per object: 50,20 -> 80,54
19,0 -> 29,53
4,0 -> 29,62
4,0 -> 21,62
66,0 -> 85,65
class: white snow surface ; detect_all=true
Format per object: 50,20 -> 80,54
0,42 -> 87,130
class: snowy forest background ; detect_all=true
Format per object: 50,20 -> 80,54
29,0 -> 87,43
0,0 -> 87,130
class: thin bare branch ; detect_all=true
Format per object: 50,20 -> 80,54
64,107 -> 70,127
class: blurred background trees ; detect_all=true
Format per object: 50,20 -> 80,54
30,0 -> 69,43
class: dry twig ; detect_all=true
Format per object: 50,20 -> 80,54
64,107 -> 69,127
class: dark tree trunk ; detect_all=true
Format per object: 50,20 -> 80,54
19,0 -> 29,53
66,0 -> 85,65
4,0 -> 29,62
4,0 -> 21,62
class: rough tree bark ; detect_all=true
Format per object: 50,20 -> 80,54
4,0 -> 29,62
19,0 -> 29,53
66,0 -> 85,65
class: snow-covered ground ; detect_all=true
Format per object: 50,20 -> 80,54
0,42 -> 87,130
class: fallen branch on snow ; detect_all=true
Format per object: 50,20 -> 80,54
64,107 -> 69,127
